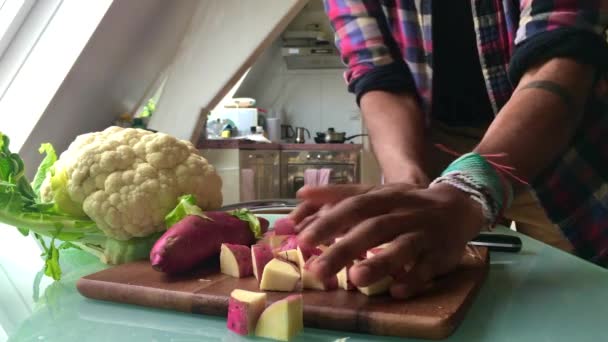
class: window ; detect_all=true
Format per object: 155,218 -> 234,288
0,0 -> 63,151
0,0 -> 51,96
0,0 -> 35,56
0,0 -> 113,152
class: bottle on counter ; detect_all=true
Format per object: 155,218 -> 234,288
207,118 -> 222,139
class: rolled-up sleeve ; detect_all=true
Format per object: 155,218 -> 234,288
324,0 -> 417,103
509,0 -> 608,85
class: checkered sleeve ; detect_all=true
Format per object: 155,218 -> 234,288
509,0 -> 608,84
324,0 -> 417,103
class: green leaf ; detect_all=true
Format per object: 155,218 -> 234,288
164,194 -> 209,228
43,238 -> 62,280
58,241 -> 79,250
0,180 -> 15,187
31,143 -> 57,196
17,226 -> 29,236
228,208 -> 262,239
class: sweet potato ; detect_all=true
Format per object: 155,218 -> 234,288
337,265 -> 355,291
366,242 -> 392,259
220,244 -> 253,278
259,217 -> 269,235
227,289 -> 267,335
259,231 -> 288,249
301,255 -> 337,291
251,244 -> 274,280
259,258 -> 300,292
296,245 -> 323,266
358,276 -> 393,296
150,212 -> 257,274
277,235 -> 299,252
277,249 -> 300,265
273,217 -> 296,235
255,294 -> 303,341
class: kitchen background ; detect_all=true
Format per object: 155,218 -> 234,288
233,0 -> 363,144
197,0 -> 382,205
13,0 -> 381,208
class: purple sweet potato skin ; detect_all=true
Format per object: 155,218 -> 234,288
298,244 -> 323,260
273,217 -> 296,235
251,243 -> 274,280
150,212 -> 256,274
278,235 -> 298,251
223,243 -> 253,277
259,217 -> 269,235
227,297 -> 249,335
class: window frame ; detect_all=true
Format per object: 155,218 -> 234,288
0,0 -> 36,57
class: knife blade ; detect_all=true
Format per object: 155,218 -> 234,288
468,234 -> 522,253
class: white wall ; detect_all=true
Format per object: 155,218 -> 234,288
19,0 -> 199,177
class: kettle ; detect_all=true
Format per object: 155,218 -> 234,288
281,125 -> 295,140
295,127 -> 311,144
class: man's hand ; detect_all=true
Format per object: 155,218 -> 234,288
292,182 -> 484,299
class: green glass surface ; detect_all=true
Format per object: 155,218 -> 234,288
1,215 -> 607,342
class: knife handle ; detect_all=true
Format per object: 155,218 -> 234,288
468,234 -> 522,253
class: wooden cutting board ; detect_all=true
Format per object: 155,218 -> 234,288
77,248 -> 489,340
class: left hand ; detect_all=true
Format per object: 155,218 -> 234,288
293,182 -> 485,299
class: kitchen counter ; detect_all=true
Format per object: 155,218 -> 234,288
280,143 -> 362,151
198,139 -> 362,151
197,139 -> 280,150
2,217 -> 608,342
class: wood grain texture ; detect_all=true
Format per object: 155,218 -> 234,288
77,249 -> 488,340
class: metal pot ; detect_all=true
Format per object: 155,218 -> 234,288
295,127 -> 311,144
316,128 -> 367,143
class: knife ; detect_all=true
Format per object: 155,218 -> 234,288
468,234 -> 522,253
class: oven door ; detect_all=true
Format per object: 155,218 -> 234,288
239,150 -> 280,201
280,150 -> 360,198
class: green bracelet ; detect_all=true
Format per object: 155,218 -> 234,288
433,152 -> 514,226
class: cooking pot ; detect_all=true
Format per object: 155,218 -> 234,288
315,128 -> 368,143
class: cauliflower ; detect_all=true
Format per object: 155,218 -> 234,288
40,126 -> 223,240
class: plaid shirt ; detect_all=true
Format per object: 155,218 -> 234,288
325,0 -> 608,266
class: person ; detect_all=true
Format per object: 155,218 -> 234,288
289,0 -> 608,299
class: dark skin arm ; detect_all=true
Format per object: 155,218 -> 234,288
292,58 -> 595,298
360,91 -> 429,186
475,58 -> 593,180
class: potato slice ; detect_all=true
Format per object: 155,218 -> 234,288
277,249 -> 300,265
220,244 -> 252,278
301,255 -> 337,291
358,276 -> 393,296
227,289 -> 267,335
259,258 -> 300,292
251,244 -> 274,281
255,294 -> 303,341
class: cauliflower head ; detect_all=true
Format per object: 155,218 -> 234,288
40,126 -> 222,240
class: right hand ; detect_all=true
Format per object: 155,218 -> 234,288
290,182 -> 483,299
288,179 -> 427,233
